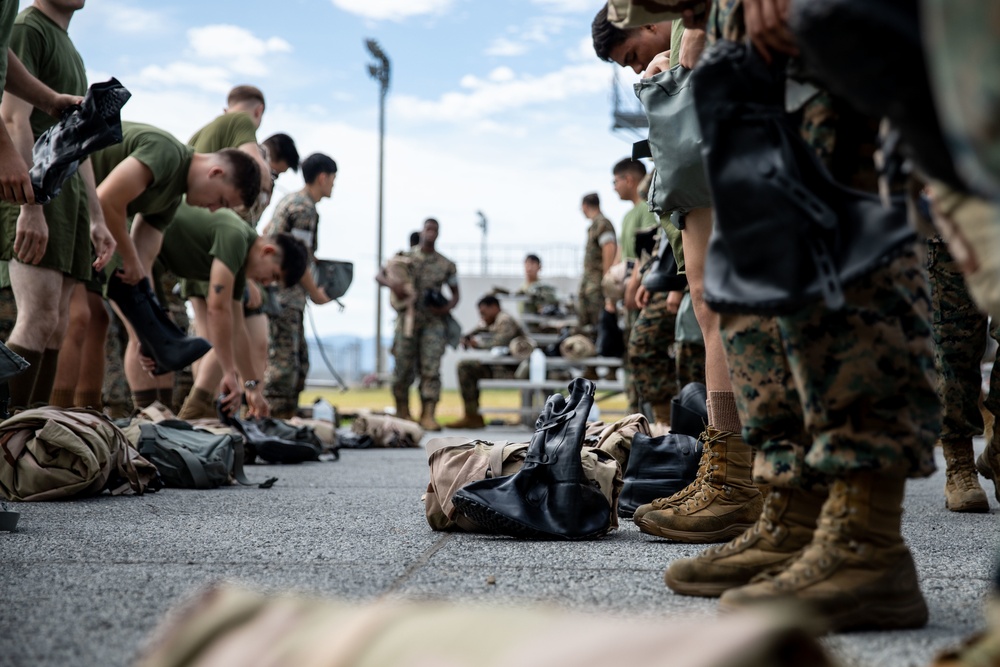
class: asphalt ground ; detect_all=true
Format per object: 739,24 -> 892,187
0,427 -> 996,667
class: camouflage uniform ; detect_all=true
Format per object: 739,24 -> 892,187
391,248 -> 458,404
927,236 -> 1000,442
103,308 -> 133,418
578,214 -> 616,334
264,190 -> 318,416
628,291 -> 678,412
457,311 -> 526,411
519,282 -> 559,316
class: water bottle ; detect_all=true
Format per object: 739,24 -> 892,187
312,397 -> 335,422
529,348 -> 546,384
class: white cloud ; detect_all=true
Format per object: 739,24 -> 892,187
187,25 -> 292,77
488,67 -> 516,83
133,63 -> 233,95
531,0 -> 598,11
485,38 -> 529,57
484,16 -> 570,58
392,62 -> 609,123
330,0 -> 454,21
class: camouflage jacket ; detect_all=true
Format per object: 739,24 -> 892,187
464,311 -> 525,349
408,247 -> 458,320
266,190 -> 318,311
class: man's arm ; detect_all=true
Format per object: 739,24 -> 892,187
4,49 -> 79,118
96,156 -> 153,284
206,258 -> 241,414
0,89 -> 45,259
601,240 -> 617,275
78,158 -> 115,271
299,268 -> 331,305
231,301 -> 269,417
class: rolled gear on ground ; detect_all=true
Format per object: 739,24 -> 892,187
351,411 -> 423,448
451,378 -> 614,540
0,407 -> 159,501
218,405 -> 325,464
508,335 -> 537,360
559,334 -> 596,361
30,78 -> 131,204
692,40 -> 916,314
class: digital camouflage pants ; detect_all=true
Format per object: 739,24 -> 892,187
265,305 -> 308,416
392,316 -> 447,404
721,250 -> 940,488
457,359 -> 515,411
628,291 -> 678,410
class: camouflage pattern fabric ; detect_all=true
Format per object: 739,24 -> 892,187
464,311 -> 525,350
264,190 -> 318,313
457,360 -> 515,409
159,270 -> 191,413
103,310 -> 133,418
264,304 -> 307,416
775,251 -> 939,479
520,282 -> 559,316
392,316 -> 448,403
628,291 -> 678,409
675,340 -> 705,389
622,308 -> 640,413
926,236 -> 1000,442
579,214 -> 615,334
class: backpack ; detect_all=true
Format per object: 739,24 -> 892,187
137,419 -> 275,489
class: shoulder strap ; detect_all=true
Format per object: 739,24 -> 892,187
231,437 -> 277,489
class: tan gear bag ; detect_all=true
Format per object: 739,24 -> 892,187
351,412 -> 422,448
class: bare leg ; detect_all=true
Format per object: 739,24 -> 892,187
78,291 -> 109,399
52,283 -> 90,406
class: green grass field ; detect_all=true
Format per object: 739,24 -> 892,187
300,386 -> 629,425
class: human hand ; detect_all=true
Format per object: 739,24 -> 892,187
117,253 -> 144,285
635,285 -> 650,310
642,51 -> 672,79
245,387 -> 270,418
678,28 -> 707,69
138,351 -> 158,377
90,221 -> 116,272
666,290 -> 683,314
312,286 -> 332,305
45,93 -> 83,119
218,371 -> 243,416
744,0 -> 799,64
0,142 -> 34,205
14,205 -> 47,263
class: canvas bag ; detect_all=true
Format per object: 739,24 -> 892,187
424,436 -> 622,532
351,412 -> 422,448
0,407 -> 158,501
634,64 -> 713,215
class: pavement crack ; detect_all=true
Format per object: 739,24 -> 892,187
380,533 -> 452,597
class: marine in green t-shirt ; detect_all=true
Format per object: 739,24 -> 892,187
613,157 -> 657,261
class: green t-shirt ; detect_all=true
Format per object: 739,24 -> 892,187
0,0 -> 17,103
158,202 -> 256,298
90,122 -> 194,230
669,21 -> 685,69
188,112 -> 257,154
11,7 -> 86,138
619,201 -> 659,261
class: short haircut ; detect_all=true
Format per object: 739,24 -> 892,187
227,85 -> 265,109
409,231 -> 421,247
273,233 -> 309,287
525,254 -> 541,265
424,218 -> 439,228
592,5 -> 632,63
301,153 -> 338,184
478,295 -> 500,309
263,133 -> 300,172
582,192 -> 600,208
217,148 -> 262,208
613,157 -> 646,179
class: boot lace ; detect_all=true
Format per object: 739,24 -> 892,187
946,446 -> 983,492
647,429 -> 722,510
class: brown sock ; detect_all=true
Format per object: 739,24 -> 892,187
6,343 -> 41,411
156,387 -> 173,408
29,348 -> 60,407
132,388 -> 158,410
74,390 -> 103,410
707,390 -> 742,434
177,387 -> 215,420
50,388 -> 76,408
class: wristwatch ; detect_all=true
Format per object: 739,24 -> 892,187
244,379 -> 261,390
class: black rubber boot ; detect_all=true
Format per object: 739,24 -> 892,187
106,275 -> 211,375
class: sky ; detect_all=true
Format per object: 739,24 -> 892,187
43,0 -> 648,339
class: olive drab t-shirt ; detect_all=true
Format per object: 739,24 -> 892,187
12,7 -> 86,137
158,202 -> 256,298
0,0 -> 18,102
90,122 -> 194,230
188,112 -> 257,154
619,201 -> 659,262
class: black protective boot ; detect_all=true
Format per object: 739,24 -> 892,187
452,378 -> 611,540
106,275 -> 211,375
0,342 -> 29,419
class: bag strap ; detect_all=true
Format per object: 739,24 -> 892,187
159,439 -> 214,489
487,441 -> 508,478
231,437 -> 277,489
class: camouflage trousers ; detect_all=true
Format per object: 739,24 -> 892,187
392,317 -> 447,403
160,272 -> 191,413
628,291 -> 678,408
265,305 -> 308,416
721,250 -> 940,487
676,341 -> 706,389
457,360 -> 515,410
577,280 -> 604,336
926,237 -> 1000,441
622,308 -> 640,413
103,309 -> 133,418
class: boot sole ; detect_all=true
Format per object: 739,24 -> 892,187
945,496 -> 990,513
719,593 -> 928,632
451,495 -> 607,541
636,519 -> 754,544
663,571 -> 735,598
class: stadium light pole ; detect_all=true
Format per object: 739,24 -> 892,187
366,39 -> 390,382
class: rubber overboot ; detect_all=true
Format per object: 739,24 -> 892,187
976,428 -> 1000,504
719,472 -> 929,633
636,427 -> 763,543
0,342 -> 29,419
452,378 -> 611,539
107,275 -> 211,375
632,434 -> 714,523
665,485 -> 826,597
942,439 -> 989,512
419,400 -> 442,432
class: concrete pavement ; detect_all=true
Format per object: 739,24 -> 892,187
0,426 -> 995,667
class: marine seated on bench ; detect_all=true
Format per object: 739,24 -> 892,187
448,295 -> 525,430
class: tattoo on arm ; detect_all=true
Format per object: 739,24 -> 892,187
213,284 -> 224,294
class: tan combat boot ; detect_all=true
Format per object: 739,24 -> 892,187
395,397 -> 411,422
632,432 -> 715,523
635,428 -> 763,543
718,472 -> 928,632
976,428 -> 1000,504
664,485 -> 826,597
420,400 -> 442,432
942,439 -> 989,512
448,401 -> 486,429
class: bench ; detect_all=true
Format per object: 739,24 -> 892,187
478,377 -> 627,423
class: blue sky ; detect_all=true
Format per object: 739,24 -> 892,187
40,0 -> 647,337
